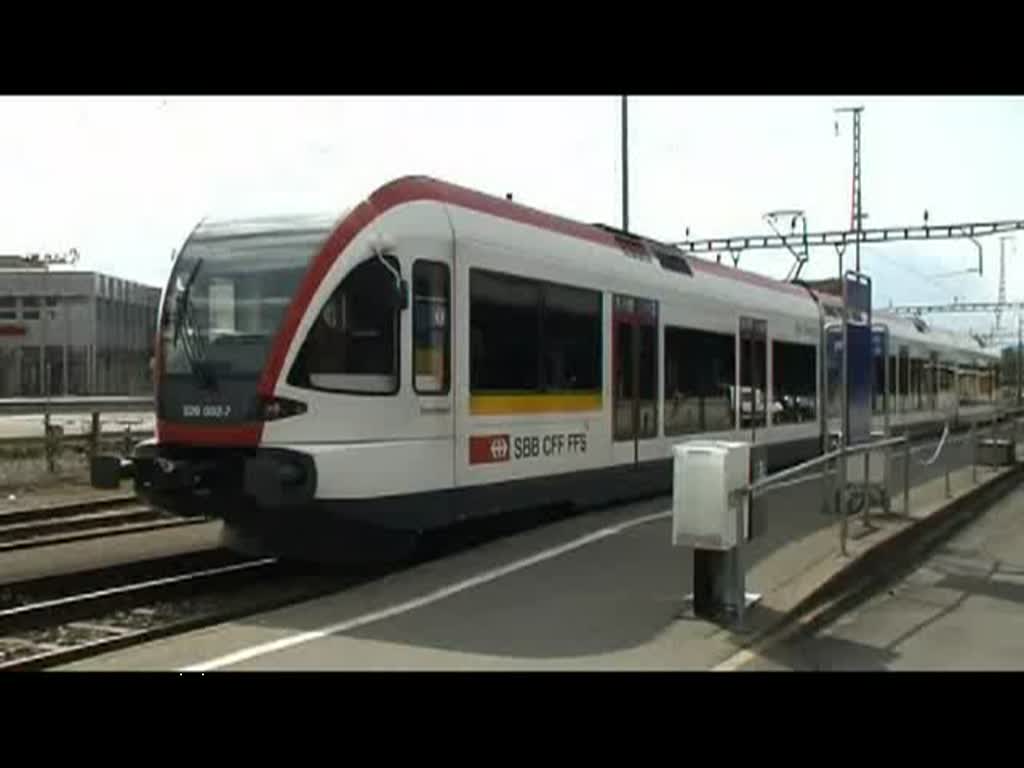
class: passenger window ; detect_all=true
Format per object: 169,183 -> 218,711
899,346 -> 910,410
740,317 -> 767,428
910,357 -> 924,410
470,270 -> 542,393
772,341 -> 817,424
288,256 -> 400,395
469,268 -> 601,397
664,326 -> 735,435
413,261 -> 450,394
543,282 -> 603,393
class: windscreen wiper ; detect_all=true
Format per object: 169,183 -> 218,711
172,259 -> 216,390
173,258 -> 203,348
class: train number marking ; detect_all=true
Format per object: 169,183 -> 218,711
183,404 -> 232,419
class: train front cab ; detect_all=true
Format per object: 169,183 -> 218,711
97,203 -> 458,561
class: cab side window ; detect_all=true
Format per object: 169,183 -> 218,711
288,256 -> 400,395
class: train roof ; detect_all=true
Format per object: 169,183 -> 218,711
192,211 -> 342,242
190,176 -> 1002,364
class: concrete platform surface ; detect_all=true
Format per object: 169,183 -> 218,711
59,451 -> 1022,672
736,480 -> 1024,671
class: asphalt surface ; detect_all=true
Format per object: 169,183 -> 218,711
738,481 -> 1024,671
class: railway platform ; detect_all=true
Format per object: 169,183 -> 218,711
58,438 -> 1024,672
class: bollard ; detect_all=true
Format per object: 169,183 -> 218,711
44,413 -> 55,473
902,436 -> 910,516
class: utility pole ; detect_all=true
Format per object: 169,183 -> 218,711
621,95 -> 629,232
997,236 -> 1013,330
1018,312 -> 1022,407
835,106 -> 864,273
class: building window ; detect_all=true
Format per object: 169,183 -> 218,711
469,268 -> 601,399
21,296 -> 40,320
773,341 -> 817,424
664,326 -> 735,435
0,296 -> 14,321
288,256 -> 401,395
412,261 -> 450,394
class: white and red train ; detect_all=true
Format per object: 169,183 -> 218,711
92,176 -> 1003,562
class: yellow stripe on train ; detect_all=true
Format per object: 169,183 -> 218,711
470,392 -> 603,415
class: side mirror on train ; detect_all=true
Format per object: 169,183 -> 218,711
392,279 -> 409,311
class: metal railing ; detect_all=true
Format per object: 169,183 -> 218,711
0,396 -> 153,417
740,405 -> 1024,557
742,434 -> 909,556
0,396 -> 154,474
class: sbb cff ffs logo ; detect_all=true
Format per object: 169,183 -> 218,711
469,434 -> 510,464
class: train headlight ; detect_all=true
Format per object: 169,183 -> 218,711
257,396 -> 308,421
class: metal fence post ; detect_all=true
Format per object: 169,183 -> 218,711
821,453 -> 830,517
862,449 -> 871,525
902,436 -> 910,516
972,421 -> 978,484
839,441 -> 848,556
944,438 -> 952,499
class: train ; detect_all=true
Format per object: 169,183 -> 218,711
91,175 -> 1004,563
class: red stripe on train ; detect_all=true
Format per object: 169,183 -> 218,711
156,420 -> 262,446
256,176 -> 808,398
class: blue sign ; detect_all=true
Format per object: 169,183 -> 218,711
846,277 -> 872,319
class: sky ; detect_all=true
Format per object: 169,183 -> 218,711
1,95 -> 1021,341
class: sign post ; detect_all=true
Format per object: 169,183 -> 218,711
839,271 -> 872,552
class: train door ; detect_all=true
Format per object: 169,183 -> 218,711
612,294 -> 658,466
739,317 -> 767,441
408,257 -> 454,484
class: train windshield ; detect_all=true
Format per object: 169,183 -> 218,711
161,221 -> 333,387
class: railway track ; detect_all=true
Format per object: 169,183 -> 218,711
0,551 -> 370,670
0,497 -> 208,552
